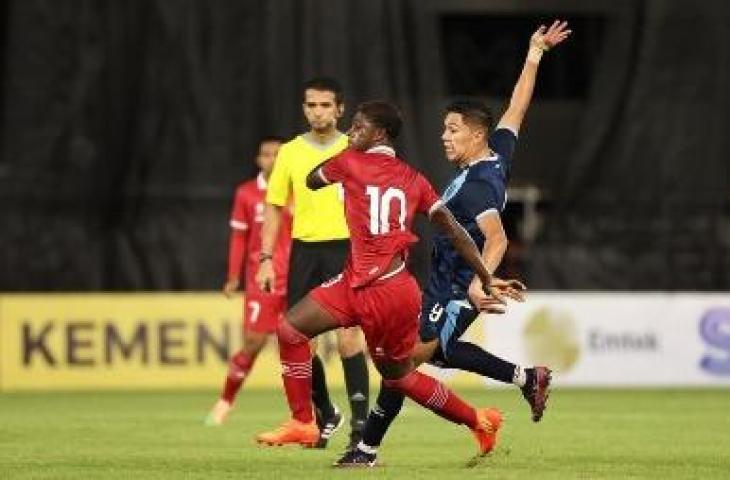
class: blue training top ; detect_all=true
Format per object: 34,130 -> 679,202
423,127 -> 517,303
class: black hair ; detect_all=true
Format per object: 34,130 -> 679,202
446,99 -> 495,133
356,100 -> 403,141
302,76 -> 344,104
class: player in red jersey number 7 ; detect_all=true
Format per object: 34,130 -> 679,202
255,101 -> 517,455
205,136 -> 292,426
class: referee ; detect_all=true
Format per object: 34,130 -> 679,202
256,77 -> 369,450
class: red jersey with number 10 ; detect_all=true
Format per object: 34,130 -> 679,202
320,146 -> 440,288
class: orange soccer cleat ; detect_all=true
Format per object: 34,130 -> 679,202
471,407 -> 503,455
255,419 -> 319,447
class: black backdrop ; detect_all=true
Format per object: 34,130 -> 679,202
1,0 -> 728,291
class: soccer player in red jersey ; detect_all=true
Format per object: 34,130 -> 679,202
255,101 -> 508,457
205,136 -> 292,425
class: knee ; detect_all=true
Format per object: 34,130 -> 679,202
382,371 -> 416,391
276,320 -> 310,346
377,359 -> 414,385
242,334 -> 267,355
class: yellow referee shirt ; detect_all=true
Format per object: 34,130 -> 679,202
266,133 -> 350,241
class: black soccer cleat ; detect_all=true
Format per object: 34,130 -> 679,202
313,405 -> 344,448
521,366 -> 552,422
332,448 -> 377,468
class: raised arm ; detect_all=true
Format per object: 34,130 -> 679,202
497,20 -> 571,134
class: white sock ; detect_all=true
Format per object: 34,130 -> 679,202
513,366 -> 527,387
357,441 -> 377,455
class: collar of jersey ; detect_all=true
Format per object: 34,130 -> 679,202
257,172 -> 267,189
466,154 -> 498,168
366,145 -> 396,157
299,132 -> 347,151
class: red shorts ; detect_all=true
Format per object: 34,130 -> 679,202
244,292 -> 286,334
309,268 -> 421,364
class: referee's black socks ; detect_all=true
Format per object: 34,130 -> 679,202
311,354 -> 336,423
341,351 -> 370,433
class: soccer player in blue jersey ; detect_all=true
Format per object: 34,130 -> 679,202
335,20 -> 571,467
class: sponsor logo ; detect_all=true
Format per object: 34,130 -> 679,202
699,308 -> 730,376
588,329 -> 659,352
351,392 -> 367,402
373,347 -> 385,360
19,320 -> 231,367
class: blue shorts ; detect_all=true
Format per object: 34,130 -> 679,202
419,293 -> 480,357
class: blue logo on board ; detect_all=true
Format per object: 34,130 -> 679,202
699,308 -> 730,376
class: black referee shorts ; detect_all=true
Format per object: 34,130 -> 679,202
287,239 -> 350,307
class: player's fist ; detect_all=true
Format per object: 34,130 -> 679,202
222,278 -> 240,298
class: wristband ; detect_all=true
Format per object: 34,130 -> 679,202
528,37 -> 550,63
527,45 -> 545,63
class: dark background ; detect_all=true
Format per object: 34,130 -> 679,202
1,0 -> 728,291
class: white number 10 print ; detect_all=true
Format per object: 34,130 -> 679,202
365,186 -> 407,234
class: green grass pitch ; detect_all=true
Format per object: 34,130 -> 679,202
1,388 -> 728,479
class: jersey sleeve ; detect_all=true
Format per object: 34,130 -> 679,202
229,187 -> 249,231
489,128 -> 518,162
458,180 -> 503,220
319,151 -> 350,184
266,146 -> 291,206
415,173 -> 442,215
227,187 -> 249,279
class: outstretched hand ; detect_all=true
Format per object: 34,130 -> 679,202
531,20 -> 571,51
490,277 -> 527,302
469,276 -> 528,314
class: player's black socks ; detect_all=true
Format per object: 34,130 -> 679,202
311,354 -> 336,422
444,340 -> 516,384
361,383 -> 405,448
341,352 -> 370,432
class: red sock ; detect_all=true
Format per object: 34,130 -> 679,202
277,321 -> 314,423
384,370 -> 477,428
221,351 -> 256,403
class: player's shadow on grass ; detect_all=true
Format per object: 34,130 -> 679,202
465,446 -> 511,468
